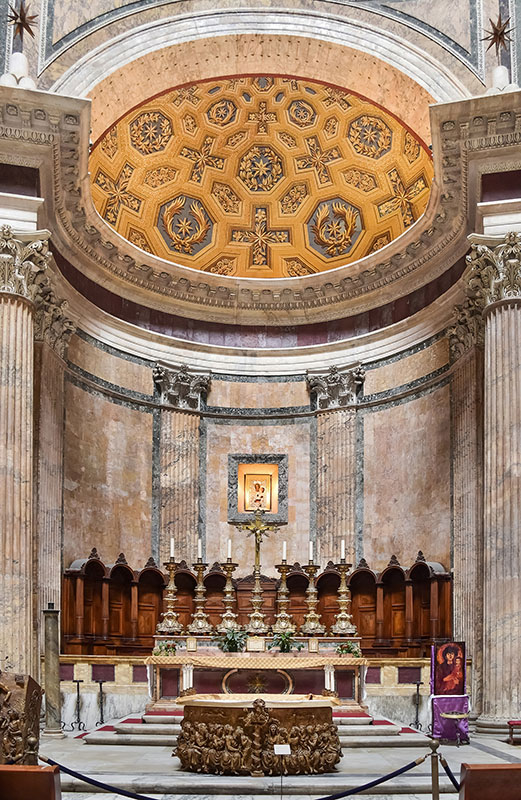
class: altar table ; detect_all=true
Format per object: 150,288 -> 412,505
145,652 -> 367,709
175,694 -> 341,776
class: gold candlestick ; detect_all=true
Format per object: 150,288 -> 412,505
188,560 -> 213,634
331,560 -> 357,635
156,558 -> 183,634
234,509 -> 278,636
217,559 -> 240,632
273,561 -> 296,633
300,561 -> 326,635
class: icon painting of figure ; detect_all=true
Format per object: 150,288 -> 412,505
433,642 -> 465,695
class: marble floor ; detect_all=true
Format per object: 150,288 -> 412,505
38,720 -> 521,800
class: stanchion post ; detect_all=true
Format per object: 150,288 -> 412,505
430,739 -> 440,800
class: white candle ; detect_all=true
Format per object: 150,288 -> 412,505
170,537 -> 175,559
282,540 -> 287,562
309,540 -> 313,562
197,538 -> 202,560
227,538 -> 232,560
341,539 -> 345,561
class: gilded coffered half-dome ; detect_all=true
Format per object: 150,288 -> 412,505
89,75 -> 433,279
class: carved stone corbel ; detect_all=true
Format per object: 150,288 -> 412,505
153,362 -> 211,410
33,281 -> 76,358
447,295 -> 484,362
306,365 -> 365,409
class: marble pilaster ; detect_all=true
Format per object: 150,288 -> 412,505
465,233 -> 521,731
34,287 -> 75,650
159,409 -> 200,563
316,409 -> 356,564
0,225 -> 49,676
42,607 -> 64,737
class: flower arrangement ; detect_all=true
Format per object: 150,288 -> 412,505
212,629 -> 248,652
153,639 -> 179,656
335,641 -> 362,657
267,631 -> 304,653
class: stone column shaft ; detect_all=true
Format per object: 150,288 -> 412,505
42,607 -> 64,737
159,409 -> 199,563
0,293 -> 35,674
451,347 -> 483,717
316,409 -> 356,563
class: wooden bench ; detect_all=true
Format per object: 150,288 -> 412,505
460,763 -> 521,799
507,720 -> 521,744
0,765 -> 61,799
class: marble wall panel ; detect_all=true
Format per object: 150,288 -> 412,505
362,384 -> 451,571
63,381 -> 153,569
68,333 -> 152,396
364,337 -> 449,396
203,421 -> 312,575
207,379 -> 308,409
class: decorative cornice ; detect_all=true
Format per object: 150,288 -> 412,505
447,295 -> 485,361
307,365 -> 365,409
466,231 -> 521,309
34,281 -> 76,358
153,363 -> 211,410
0,225 -> 50,302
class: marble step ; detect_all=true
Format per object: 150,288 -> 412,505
59,772 -> 455,795
114,721 -> 396,737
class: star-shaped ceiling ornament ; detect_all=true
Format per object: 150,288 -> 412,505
8,1 -> 38,43
482,13 -> 513,62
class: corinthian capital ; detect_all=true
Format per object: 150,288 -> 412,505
307,365 -> 365,409
153,363 -> 211,410
466,232 -> 521,309
0,225 -> 50,301
34,282 -> 76,358
447,296 -> 485,362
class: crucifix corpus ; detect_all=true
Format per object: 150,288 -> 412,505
234,508 -> 282,634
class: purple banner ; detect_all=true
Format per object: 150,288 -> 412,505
432,695 -> 469,741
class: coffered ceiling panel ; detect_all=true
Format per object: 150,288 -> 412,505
89,75 -> 433,279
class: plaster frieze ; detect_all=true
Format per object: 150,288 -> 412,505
153,363 -> 211,410
2,88 -> 521,326
0,224 -> 50,302
307,365 -> 365,409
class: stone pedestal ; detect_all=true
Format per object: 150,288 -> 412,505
0,226 -> 50,676
465,233 -> 521,732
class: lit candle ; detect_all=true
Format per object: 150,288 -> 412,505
341,539 -> 345,561
309,540 -> 313,562
170,537 -> 175,559
282,540 -> 287,562
197,538 -> 202,560
227,538 -> 232,560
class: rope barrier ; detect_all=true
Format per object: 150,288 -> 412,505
440,755 -> 461,792
39,749 -> 433,800
39,755 -> 159,800
313,754 -> 428,800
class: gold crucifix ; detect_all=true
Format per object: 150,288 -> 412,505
235,508 -> 279,573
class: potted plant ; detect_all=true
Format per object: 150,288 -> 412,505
267,631 -> 304,654
212,629 -> 248,652
335,641 -> 362,657
153,639 -> 179,656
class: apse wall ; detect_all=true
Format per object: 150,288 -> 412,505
62,328 -> 451,576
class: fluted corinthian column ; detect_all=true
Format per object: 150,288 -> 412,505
316,409 -> 356,563
34,287 -> 75,647
466,233 -> 521,732
448,301 -> 484,718
0,225 -> 50,676
159,409 -> 200,563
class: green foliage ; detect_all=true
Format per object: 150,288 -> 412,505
335,641 -> 362,657
153,639 -> 178,656
267,631 -> 304,653
212,629 -> 248,652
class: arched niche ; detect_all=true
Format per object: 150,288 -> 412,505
287,569 -> 309,632
348,568 -> 376,643
83,558 -> 106,642
138,568 -> 165,641
316,569 -> 340,633
108,564 -> 134,641
174,569 -> 196,630
380,566 -> 406,645
408,561 -> 431,641
203,570 -> 226,629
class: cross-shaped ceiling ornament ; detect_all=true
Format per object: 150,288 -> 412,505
377,168 -> 427,228
248,101 -> 277,134
94,163 -> 142,225
180,136 -> 225,184
295,136 -> 342,185
231,206 -> 290,268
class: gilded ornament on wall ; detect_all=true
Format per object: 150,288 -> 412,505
100,127 -> 118,159
308,198 -> 362,258
144,166 -> 177,188
343,168 -> 378,192
226,130 -> 248,148
94,163 -> 142,225
129,111 -> 173,154
232,207 -> 290,267
158,195 -> 213,255
207,99 -> 238,127
404,130 -> 421,162
212,182 -> 242,214
279,182 -> 309,214
287,100 -> 317,128
238,146 -> 284,192
128,227 -> 153,252
348,115 -> 392,158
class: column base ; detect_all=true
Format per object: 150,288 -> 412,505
41,728 -> 66,739
475,716 -> 511,737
